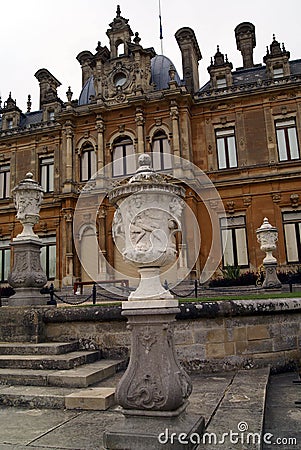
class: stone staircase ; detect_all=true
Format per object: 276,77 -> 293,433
0,340 -> 123,410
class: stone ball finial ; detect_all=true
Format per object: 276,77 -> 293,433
25,172 -> 34,180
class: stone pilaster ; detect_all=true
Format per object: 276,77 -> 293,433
135,108 -> 145,154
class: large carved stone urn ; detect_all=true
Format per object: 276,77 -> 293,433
256,217 -> 281,289
8,173 -> 47,306
110,153 -> 184,302
104,155 -> 204,450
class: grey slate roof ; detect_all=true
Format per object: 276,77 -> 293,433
198,59 -> 301,95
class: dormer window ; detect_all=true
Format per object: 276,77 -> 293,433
48,110 -> 55,121
7,119 -> 13,129
273,66 -> 284,79
216,76 -> 227,89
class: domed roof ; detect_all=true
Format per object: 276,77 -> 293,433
151,55 -> 181,90
78,76 -> 95,106
78,55 -> 181,105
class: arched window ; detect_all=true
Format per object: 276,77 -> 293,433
151,130 -> 172,170
112,136 -> 136,176
80,142 -> 96,182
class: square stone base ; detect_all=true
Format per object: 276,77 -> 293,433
103,412 -> 205,450
8,288 -> 48,306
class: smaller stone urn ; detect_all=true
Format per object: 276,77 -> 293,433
256,217 -> 281,288
8,173 -> 47,306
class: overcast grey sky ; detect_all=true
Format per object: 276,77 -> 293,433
1,0 -> 301,112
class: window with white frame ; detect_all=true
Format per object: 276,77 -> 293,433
80,142 -> 97,182
216,128 -> 238,169
40,236 -> 56,280
283,212 -> 301,263
0,164 -> 10,199
40,156 -> 54,193
0,240 -> 10,282
275,119 -> 300,161
220,216 -> 249,267
6,118 -> 13,129
112,136 -> 136,177
151,130 -> 172,171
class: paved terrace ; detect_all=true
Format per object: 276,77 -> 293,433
0,368 -> 300,450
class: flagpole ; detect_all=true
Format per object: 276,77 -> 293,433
159,0 -> 163,54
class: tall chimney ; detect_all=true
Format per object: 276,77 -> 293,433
175,27 -> 202,93
235,22 -> 256,69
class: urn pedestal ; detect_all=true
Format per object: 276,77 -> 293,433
256,217 -> 281,289
103,155 -> 204,449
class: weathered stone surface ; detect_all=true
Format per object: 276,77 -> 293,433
65,387 -> 115,410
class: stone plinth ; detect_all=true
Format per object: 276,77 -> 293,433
8,239 -> 47,306
104,305 -> 204,449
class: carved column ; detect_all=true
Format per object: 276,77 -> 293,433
135,108 -> 145,154
98,206 -> 107,278
95,115 -> 105,171
170,101 -> 180,158
62,208 -> 75,286
63,121 -> 74,192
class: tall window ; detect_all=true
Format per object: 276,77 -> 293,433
283,212 -> 301,263
40,156 -> 54,193
276,119 -> 300,161
151,130 -> 172,171
0,240 -> 10,282
0,164 -> 10,199
80,142 -> 96,181
216,128 -> 238,169
6,118 -> 13,129
220,216 -> 249,267
112,136 -> 136,177
40,236 -> 56,280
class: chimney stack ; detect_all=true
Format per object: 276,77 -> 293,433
235,22 -> 256,69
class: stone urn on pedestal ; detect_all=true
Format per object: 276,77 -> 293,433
256,217 -> 281,289
103,154 -> 204,450
8,173 -> 47,306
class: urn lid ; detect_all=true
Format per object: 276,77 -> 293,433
256,217 -> 277,234
108,153 -> 185,204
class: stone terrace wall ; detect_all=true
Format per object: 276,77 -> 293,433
39,298 -> 301,373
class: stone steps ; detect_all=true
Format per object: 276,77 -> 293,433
0,359 -> 122,387
0,341 -> 79,355
0,350 -> 100,370
0,340 -> 123,410
0,384 -> 116,410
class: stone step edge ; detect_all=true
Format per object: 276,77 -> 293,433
0,359 -> 122,387
0,341 -> 79,355
0,385 -> 116,410
0,350 -> 100,370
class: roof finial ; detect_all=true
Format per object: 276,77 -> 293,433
273,33 -> 276,41
133,32 -> 141,45
27,95 -> 31,113
116,5 -> 121,17
217,45 -> 220,52
66,86 -> 73,103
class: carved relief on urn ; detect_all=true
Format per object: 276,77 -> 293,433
256,217 -> 278,263
110,153 -> 185,300
12,172 -> 44,240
